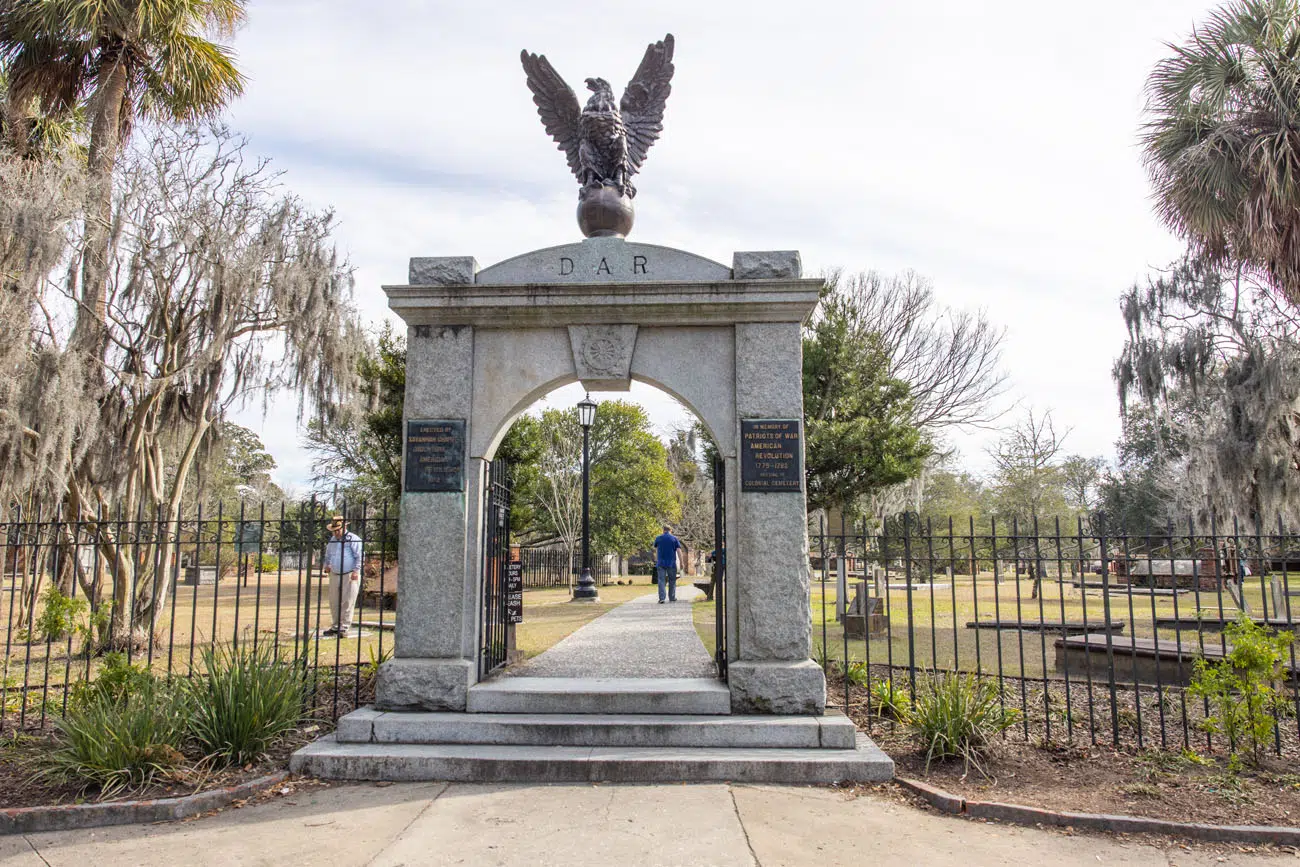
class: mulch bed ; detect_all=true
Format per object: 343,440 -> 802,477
828,669 -> 1300,828
0,667 -> 371,811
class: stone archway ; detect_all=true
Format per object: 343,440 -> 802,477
375,237 -> 827,715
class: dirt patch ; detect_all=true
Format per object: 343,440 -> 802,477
830,670 -> 1300,828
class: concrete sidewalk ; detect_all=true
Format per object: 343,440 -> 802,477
1,782 -> 1284,866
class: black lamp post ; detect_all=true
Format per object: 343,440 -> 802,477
573,394 -> 600,601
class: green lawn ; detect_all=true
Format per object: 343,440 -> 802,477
809,571 -> 1291,680
691,596 -> 716,660
0,565 -> 1288,715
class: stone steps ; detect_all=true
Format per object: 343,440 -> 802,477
290,732 -> 894,784
466,677 -> 732,715
337,708 -> 858,749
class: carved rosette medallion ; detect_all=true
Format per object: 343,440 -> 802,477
583,337 -> 621,374
568,325 -> 638,390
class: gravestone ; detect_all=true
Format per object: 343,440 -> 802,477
843,581 -> 889,639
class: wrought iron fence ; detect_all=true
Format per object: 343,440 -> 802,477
0,501 -> 399,730
517,545 -> 614,588
10,498 -> 1297,759
813,515 -> 1300,755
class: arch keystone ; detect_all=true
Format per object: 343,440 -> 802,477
569,324 -> 637,391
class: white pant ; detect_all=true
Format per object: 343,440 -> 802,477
328,570 -> 360,631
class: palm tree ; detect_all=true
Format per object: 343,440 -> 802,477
0,69 -> 83,159
0,0 -> 246,342
1142,0 -> 1300,307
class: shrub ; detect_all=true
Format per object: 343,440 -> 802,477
1190,614 -> 1295,765
45,681 -> 191,797
0,672 -> 40,716
35,585 -> 87,642
257,554 -> 280,573
869,677 -> 910,720
361,644 -> 393,683
186,643 -> 305,767
905,673 -> 1019,776
69,652 -> 155,710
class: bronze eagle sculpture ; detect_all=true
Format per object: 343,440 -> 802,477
520,34 -> 675,202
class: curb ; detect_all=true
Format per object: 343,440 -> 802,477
896,777 -> 1300,846
0,770 -> 290,835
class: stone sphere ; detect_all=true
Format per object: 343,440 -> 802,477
577,186 -> 634,238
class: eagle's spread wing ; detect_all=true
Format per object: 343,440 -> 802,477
620,34 -> 675,178
520,50 -> 582,180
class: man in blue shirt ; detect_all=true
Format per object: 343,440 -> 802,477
322,515 -> 364,637
652,525 -> 683,604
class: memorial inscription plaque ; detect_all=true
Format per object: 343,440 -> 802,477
506,562 -> 524,624
740,419 -> 803,492
404,419 -> 466,493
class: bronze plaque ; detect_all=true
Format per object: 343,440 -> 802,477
740,419 -> 803,492
404,419 -> 466,493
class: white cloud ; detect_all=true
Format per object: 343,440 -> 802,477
226,0 -> 1209,489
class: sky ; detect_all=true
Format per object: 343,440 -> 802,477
223,0 -> 1205,493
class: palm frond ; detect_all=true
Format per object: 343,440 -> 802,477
137,30 -> 243,122
1143,0 -> 1300,304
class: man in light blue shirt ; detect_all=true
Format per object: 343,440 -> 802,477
652,525 -> 683,604
322,515 -> 364,637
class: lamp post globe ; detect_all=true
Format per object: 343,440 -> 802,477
573,394 -> 600,601
577,395 -> 597,428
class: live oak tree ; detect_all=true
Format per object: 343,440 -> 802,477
0,0 -> 246,359
819,270 -> 1007,434
802,281 -> 932,517
0,1 -> 273,646
512,401 -> 679,568
1114,253 -> 1300,526
590,403 -> 679,557
803,270 -> 1005,522
916,465 -> 995,574
307,323 -> 407,506
1060,455 -> 1106,514
191,422 -> 283,509
0,125 -> 361,645
919,465 -> 991,529
1094,403 -> 1184,537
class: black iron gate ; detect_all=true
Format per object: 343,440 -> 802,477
480,459 -> 512,678
713,455 -> 728,680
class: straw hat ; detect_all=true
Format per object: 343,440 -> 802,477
327,515 -> 347,531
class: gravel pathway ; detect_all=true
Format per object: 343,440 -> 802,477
505,586 -> 716,679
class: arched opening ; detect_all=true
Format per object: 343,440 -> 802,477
481,374 -> 727,464
479,380 -> 726,682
